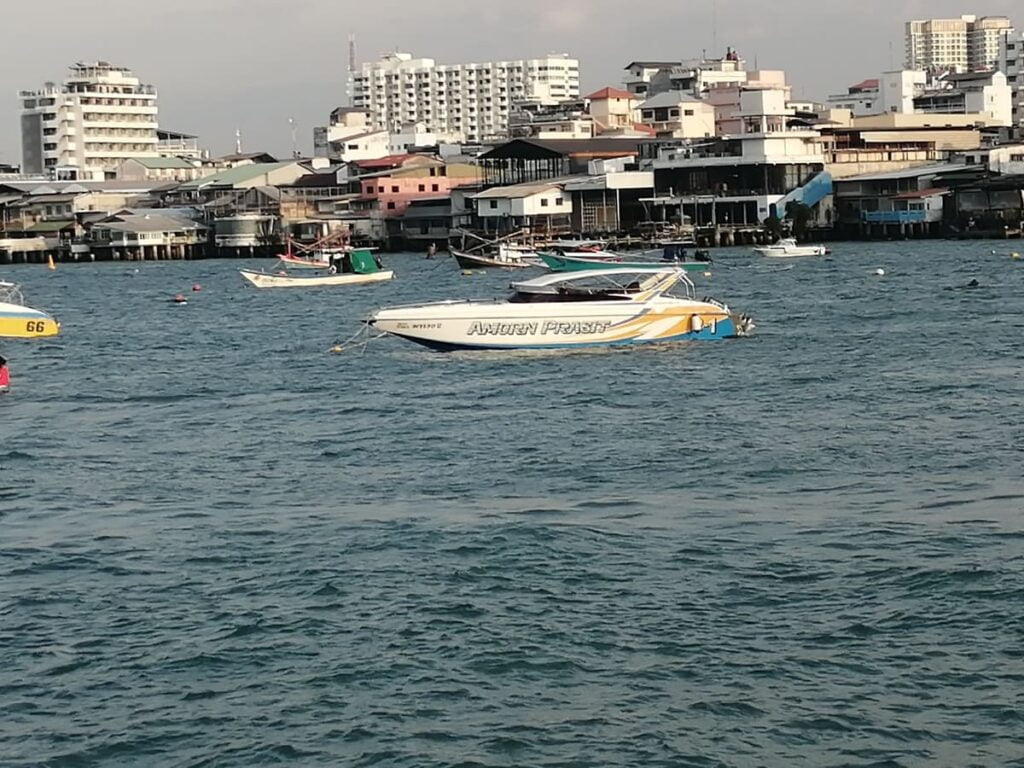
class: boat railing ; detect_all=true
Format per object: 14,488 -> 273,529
0,281 -> 25,306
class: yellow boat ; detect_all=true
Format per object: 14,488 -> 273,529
0,281 -> 60,338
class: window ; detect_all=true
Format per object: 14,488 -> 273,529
541,198 -> 549,207
431,184 -> 439,192
418,184 -> 425,192
429,167 -> 437,176
555,197 -> 564,206
391,185 -> 399,193
684,109 -> 694,116
669,108 -> 680,118
489,200 -> 498,209
347,143 -> 359,149
439,167 -> 447,176
378,186 -> 385,193
387,201 -> 396,210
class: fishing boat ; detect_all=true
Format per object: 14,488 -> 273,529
367,268 -> 753,351
0,281 -> 60,338
276,230 -> 366,269
242,249 -> 393,288
752,238 -> 829,257
277,251 -> 332,270
539,251 -> 711,273
452,246 -> 537,270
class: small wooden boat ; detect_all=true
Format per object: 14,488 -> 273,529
241,269 -> 394,288
243,248 -> 393,288
452,249 -> 536,270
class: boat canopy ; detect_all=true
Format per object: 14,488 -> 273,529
349,248 -> 380,274
509,268 -> 691,301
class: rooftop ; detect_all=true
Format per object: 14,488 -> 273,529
585,86 -> 636,101
176,161 -> 303,190
640,91 -> 704,109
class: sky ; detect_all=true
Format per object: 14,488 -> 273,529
0,0 -> 1018,163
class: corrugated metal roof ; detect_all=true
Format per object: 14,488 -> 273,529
641,91 -> 703,109
176,162 -> 302,190
131,157 -> 196,170
838,163 -> 982,183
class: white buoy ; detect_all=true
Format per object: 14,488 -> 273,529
874,268 -> 886,276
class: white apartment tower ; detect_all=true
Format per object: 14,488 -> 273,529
20,62 -> 159,180
352,52 -> 580,141
1000,31 -> 1024,125
905,15 -> 1013,73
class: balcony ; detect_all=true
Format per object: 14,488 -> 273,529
862,210 -> 927,224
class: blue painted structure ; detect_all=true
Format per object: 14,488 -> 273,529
775,171 -> 833,218
862,210 -> 927,224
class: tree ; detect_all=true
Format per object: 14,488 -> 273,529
786,201 -> 812,241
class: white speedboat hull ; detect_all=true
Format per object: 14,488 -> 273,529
369,298 -> 739,350
241,269 -> 394,288
752,242 -> 829,258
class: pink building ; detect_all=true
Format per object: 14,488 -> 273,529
354,154 -> 480,217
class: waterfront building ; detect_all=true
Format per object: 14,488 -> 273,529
19,62 -> 159,181
818,112 -> 983,180
905,15 -> 1012,73
999,32 -> 1024,125
476,138 -> 650,187
645,87 -> 827,233
833,162 -> 984,238
352,52 -> 580,142
637,92 -> 716,139
586,88 -> 641,133
351,154 -> 480,219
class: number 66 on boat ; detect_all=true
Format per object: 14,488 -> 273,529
366,268 -> 754,351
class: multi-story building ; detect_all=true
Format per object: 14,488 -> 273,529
905,15 -> 1012,73
352,52 -> 580,142
19,62 -> 159,181
1000,31 -> 1024,126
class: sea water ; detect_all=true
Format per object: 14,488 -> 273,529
2,241 -> 1023,767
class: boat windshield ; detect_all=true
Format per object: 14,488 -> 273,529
509,271 -> 690,303
0,281 -> 25,306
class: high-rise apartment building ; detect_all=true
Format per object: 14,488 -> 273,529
999,31 -> 1024,125
352,52 -> 580,141
20,62 -> 159,180
905,15 -> 1013,73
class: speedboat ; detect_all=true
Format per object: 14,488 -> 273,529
367,268 -> 753,351
0,281 -> 60,338
243,248 -> 393,288
752,238 -> 829,257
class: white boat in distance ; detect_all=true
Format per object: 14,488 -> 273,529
752,238 -> 830,257
367,268 -> 753,351
240,269 -> 394,288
